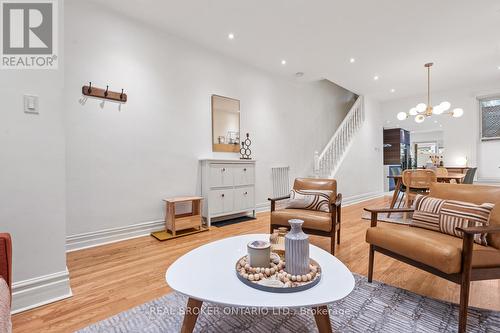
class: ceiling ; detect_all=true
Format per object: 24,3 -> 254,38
90,0 -> 500,101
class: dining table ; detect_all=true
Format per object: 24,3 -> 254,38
387,173 -> 467,213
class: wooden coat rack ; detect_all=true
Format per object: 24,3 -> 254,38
82,82 -> 127,103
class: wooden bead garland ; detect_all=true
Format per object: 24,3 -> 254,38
236,255 -> 320,288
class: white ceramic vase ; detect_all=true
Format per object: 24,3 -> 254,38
285,219 -> 309,275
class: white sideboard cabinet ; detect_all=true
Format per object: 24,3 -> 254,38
200,159 -> 256,226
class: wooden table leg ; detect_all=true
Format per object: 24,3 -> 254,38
387,178 -> 402,218
313,305 -> 333,333
181,297 -> 203,333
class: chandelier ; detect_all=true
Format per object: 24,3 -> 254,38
397,63 -> 463,123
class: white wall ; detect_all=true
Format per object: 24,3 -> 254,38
335,97 -> 385,202
0,1 -> 71,312
410,131 -> 444,147
64,0 -> 357,239
381,87 -> 500,182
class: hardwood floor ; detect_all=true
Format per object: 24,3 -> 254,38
12,196 -> 500,332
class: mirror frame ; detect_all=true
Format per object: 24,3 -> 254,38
211,94 -> 241,153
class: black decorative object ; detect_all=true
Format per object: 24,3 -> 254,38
240,133 -> 252,160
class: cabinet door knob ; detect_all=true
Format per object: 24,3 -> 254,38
222,168 -> 226,172
221,193 -> 225,197
243,168 -> 247,171
244,191 -> 248,195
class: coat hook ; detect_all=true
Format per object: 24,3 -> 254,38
104,85 -> 109,97
88,82 -> 92,94
120,89 -> 124,100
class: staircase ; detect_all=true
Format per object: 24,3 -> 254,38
314,96 -> 365,178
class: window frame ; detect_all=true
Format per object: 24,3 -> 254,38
478,94 -> 500,141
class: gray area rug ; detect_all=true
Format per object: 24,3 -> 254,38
77,274 -> 500,333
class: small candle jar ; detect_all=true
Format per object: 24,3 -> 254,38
247,240 -> 271,268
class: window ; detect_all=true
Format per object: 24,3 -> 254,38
479,96 -> 500,141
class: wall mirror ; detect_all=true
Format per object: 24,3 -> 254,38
212,95 -> 240,152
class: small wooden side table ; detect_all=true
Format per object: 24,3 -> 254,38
164,196 -> 203,236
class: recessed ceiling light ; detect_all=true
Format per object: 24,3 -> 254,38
373,75 -> 379,81
390,88 -> 395,93
434,120 -> 438,123
228,33 -> 235,40
349,58 -> 355,63
497,65 -> 500,70
281,60 -> 287,65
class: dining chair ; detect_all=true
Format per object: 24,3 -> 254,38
436,167 -> 448,177
390,166 -> 406,208
402,169 -> 437,218
462,167 -> 477,184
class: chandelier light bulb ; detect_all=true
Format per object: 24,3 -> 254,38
415,114 -> 425,123
433,105 -> 444,115
416,103 -> 427,112
452,108 -> 464,118
397,112 -> 408,121
439,101 -> 451,111
409,107 -> 418,116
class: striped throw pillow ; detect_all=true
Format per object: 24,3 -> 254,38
411,195 -> 445,231
286,189 -> 333,212
439,200 -> 494,246
410,195 -> 495,246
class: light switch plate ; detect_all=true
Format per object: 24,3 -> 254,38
24,95 -> 39,114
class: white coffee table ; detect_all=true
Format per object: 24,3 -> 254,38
165,234 -> 355,333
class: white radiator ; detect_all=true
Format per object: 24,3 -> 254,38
271,166 -> 290,198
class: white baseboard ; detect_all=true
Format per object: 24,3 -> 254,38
341,191 -> 385,206
476,177 -> 500,185
66,219 -> 164,252
11,268 -> 72,314
256,202 -> 270,212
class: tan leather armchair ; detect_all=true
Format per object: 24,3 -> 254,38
365,183 -> 500,333
268,178 -> 342,254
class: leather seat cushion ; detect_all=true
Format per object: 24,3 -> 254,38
271,209 -> 332,232
366,223 -> 500,274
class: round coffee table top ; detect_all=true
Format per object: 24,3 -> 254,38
165,234 -> 355,308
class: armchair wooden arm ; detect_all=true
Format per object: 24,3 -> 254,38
364,207 -> 415,214
456,225 -> 500,235
333,193 -> 342,208
268,195 -> 291,212
331,193 -> 342,223
364,207 -> 415,227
